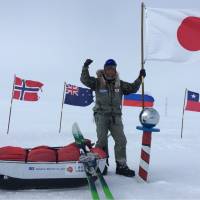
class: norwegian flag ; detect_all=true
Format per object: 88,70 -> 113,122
13,76 -> 44,101
64,84 -> 93,106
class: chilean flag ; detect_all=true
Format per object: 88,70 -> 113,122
13,76 -> 44,101
123,94 -> 154,107
185,90 -> 200,112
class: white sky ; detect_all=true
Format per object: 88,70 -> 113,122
0,0 -> 200,134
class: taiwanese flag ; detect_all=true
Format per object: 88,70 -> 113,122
123,94 -> 154,107
185,90 -> 200,112
13,76 -> 44,101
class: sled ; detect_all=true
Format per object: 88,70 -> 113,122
0,141 -> 107,190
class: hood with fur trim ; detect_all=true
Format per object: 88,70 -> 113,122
96,69 -> 120,88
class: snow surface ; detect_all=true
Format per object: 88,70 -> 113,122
0,105 -> 200,200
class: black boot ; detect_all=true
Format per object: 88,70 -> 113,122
102,158 -> 109,175
116,162 -> 135,177
102,165 -> 108,175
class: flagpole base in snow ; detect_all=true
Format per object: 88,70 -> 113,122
136,126 -> 160,182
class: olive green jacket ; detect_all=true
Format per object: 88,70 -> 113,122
80,66 -> 142,115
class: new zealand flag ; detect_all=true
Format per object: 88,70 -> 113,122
13,76 -> 44,101
64,84 -> 93,106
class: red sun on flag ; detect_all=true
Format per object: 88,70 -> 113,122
177,16 -> 200,51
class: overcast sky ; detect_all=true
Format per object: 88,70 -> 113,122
0,0 -> 199,134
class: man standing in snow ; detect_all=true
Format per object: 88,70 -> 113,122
80,58 -> 146,177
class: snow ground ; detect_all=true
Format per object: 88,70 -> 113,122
0,106 -> 200,200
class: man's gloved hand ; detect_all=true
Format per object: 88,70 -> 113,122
138,69 -> 146,79
84,59 -> 93,68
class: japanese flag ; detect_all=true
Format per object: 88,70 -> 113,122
145,8 -> 200,63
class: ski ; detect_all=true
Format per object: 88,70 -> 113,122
72,122 -> 100,200
96,168 -> 114,200
72,122 -> 114,200
85,171 -> 100,200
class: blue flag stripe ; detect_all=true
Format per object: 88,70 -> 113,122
124,94 -> 154,102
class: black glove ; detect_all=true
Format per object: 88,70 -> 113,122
138,69 -> 146,79
84,59 -> 93,67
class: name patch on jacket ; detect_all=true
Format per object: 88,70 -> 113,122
115,89 -> 120,92
99,89 -> 108,93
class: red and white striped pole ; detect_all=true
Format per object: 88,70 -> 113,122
139,131 -> 152,181
137,126 -> 160,182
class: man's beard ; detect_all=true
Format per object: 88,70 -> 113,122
104,74 -> 116,81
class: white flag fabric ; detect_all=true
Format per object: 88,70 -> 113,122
145,8 -> 200,63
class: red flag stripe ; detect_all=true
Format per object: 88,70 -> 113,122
185,100 -> 200,112
123,100 -> 153,107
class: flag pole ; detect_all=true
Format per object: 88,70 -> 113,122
59,82 -> 66,133
141,2 -> 145,109
181,88 -> 187,138
7,75 -> 16,134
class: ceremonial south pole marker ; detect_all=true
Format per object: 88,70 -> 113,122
136,126 -> 160,182
137,107 -> 160,182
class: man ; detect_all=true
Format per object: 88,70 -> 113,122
80,58 -> 146,177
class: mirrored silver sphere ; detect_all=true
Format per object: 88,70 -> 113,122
139,108 -> 160,128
